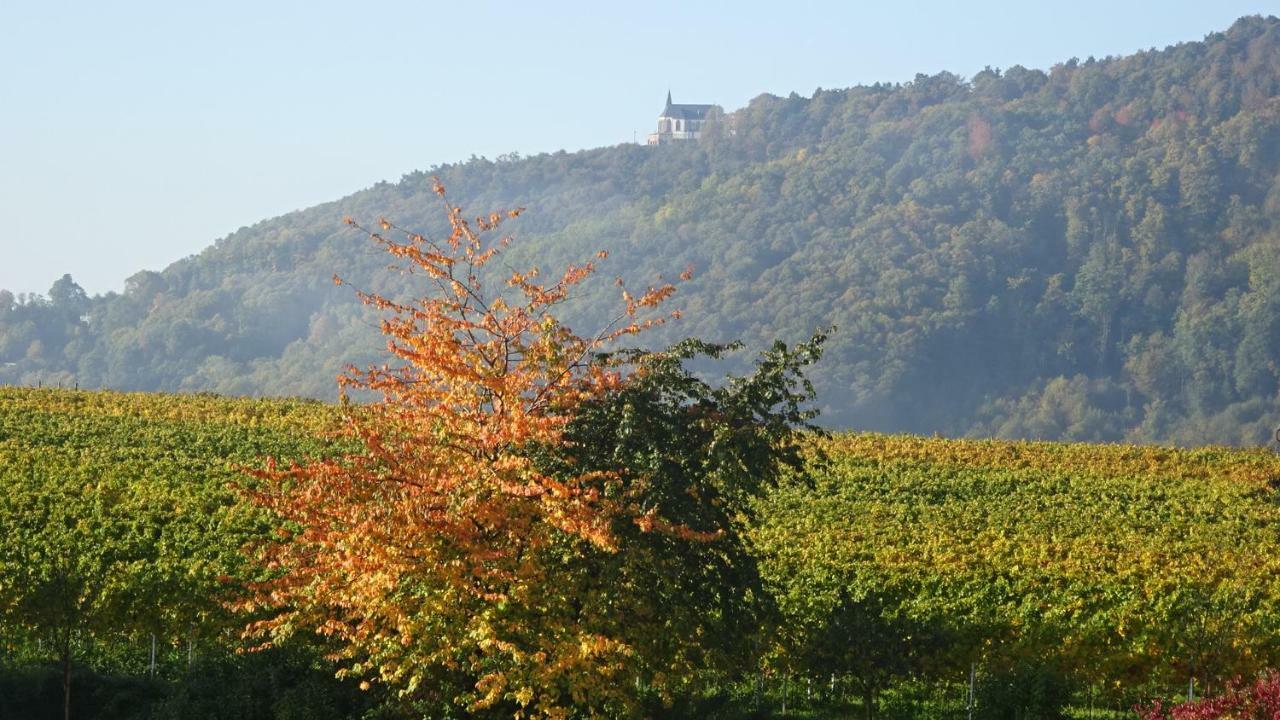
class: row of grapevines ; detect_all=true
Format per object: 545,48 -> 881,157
0,387 -> 345,676
6,388 -> 1279,709
752,433 -> 1280,704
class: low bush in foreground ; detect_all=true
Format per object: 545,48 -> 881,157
1139,672 -> 1280,719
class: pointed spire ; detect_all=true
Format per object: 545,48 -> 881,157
665,89 -> 673,110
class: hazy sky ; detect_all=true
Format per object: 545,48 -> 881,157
0,1 -> 1272,296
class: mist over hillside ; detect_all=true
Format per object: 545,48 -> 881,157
5,15 -> 1280,445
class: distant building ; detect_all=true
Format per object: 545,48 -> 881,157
647,91 -> 718,145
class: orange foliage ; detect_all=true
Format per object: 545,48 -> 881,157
241,181 -> 686,717
967,113 -> 994,160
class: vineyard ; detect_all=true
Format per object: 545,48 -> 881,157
4,387 -> 1280,718
753,435 -> 1280,716
0,387 -> 367,718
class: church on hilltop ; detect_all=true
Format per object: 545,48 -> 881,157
647,92 -> 719,145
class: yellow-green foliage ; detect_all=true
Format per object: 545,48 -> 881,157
753,433 -> 1280,691
6,388 -> 1280,696
0,387 -> 344,671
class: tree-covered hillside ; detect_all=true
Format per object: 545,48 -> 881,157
6,16 -> 1280,444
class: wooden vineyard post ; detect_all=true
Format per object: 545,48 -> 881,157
967,662 -> 976,720
782,672 -> 789,715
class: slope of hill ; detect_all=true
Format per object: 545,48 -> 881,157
5,16 -> 1280,444
0,388 -> 376,719
6,387 -> 1280,714
755,432 -> 1280,701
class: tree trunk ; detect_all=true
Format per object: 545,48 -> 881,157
863,686 -> 876,720
62,636 -> 72,720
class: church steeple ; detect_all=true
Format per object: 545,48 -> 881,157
665,90 -> 673,112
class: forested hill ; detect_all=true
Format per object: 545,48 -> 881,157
6,15 -> 1280,445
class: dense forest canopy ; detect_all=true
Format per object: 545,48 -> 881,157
6,15 -> 1280,445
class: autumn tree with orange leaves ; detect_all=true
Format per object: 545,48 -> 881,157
243,181 -> 825,719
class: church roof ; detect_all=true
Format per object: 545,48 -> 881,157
661,91 -> 716,120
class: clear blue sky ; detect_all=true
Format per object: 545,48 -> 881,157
0,0 -> 1272,296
